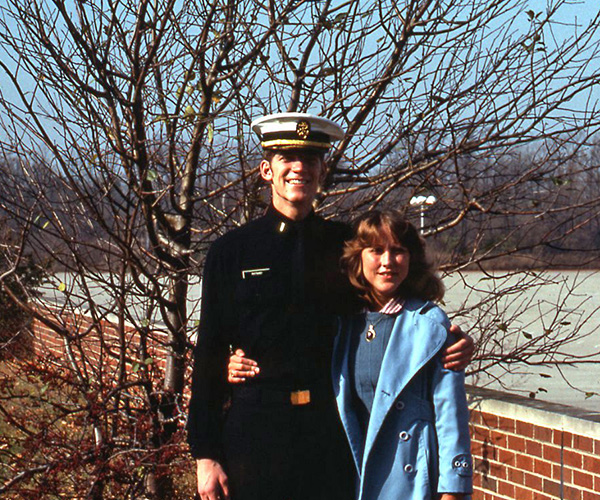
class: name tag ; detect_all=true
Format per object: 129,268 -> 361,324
242,268 -> 270,279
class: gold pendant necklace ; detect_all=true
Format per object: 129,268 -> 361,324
366,315 -> 387,342
366,324 -> 377,342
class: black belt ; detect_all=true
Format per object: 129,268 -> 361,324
232,384 -> 331,406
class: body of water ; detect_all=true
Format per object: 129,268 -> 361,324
444,270 -> 600,413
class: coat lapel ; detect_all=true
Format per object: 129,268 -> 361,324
362,302 -> 448,468
332,316 -> 366,472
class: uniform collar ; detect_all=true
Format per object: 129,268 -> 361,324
265,204 -> 316,232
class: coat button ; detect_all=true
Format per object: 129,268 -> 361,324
399,431 -> 410,441
395,401 -> 405,410
404,464 -> 414,473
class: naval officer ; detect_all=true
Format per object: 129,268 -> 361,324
187,113 -> 473,500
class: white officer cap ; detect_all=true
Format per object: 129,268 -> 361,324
251,112 -> 344,151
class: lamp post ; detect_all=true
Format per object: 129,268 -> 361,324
409,195 -> 437,234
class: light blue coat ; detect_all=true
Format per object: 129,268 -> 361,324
332,298 -> 473,500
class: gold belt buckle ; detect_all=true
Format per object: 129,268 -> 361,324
290,390 -> 311,405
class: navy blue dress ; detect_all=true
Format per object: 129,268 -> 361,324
349,312 -> 397,432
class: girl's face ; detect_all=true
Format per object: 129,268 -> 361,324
360,236 -> 410,306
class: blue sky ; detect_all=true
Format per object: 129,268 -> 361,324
0,0 -> 598,146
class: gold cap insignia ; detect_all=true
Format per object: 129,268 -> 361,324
296,120 -> 310,140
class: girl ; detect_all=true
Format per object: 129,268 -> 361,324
332,210 -> 472,500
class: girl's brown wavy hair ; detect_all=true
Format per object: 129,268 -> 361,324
341,210 -> 444,308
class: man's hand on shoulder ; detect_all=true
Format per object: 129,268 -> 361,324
196,459 -> 230,500
442,324 -> 475,371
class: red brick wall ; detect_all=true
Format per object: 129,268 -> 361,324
31,307 -> 170,373
469,386 -> 600,500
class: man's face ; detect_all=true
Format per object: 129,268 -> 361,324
260,149 -> 325,215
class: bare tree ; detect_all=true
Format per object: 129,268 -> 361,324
0,0 -> 599,497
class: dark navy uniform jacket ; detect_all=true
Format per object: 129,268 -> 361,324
187,205 -> 359,460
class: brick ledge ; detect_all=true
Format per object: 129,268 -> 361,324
467,385 -> 600,438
